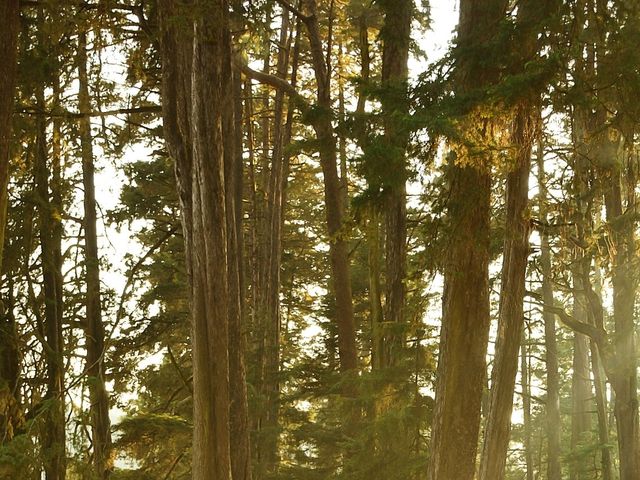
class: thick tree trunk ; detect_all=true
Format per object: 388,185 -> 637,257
0,0 -> 20,448
159,1 -> 240,478
537,143 -> 563,480
427,2 -> 506,478
380,0 -> 411,367
78,32 -> 112,480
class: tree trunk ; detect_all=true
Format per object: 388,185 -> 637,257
78,31 -> 112,480
537,142 -> 562,480
427,2 -> 506,478
35,83 -> 66,480
301,0 -> 358,375
380,0 -> 411,368
602,157 -> 639,480
521,335 -> 534,480
158,1 -> 238,478
0,0 -> 21,449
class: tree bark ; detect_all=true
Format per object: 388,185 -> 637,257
380,0 -> 411,368
158,1 -> 239,478
78,31 -> 112,480
301,0 -> 358,374
427,2 -> 506,478
0,0 -> 21,449
35,83 -> 66,480
537,142 -> 563,480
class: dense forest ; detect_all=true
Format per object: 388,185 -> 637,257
1,0 -> 640,479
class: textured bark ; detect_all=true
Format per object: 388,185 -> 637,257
78,32 -> 112,480
479,3 -> 558,477
427,2 -> 506,479
0,0 -> 20,448
537,144 -> 562,480
380,0 -> 411,368
252,12 -> 296,476
301,0 -> 358,374
478,105 -> 533,480
228,53 -> 253,480
521,338 -> 534,480
602,161 -> 639,480
158,1 -> 237,478
35,84 -> 66,480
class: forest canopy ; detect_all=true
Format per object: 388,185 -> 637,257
0,0 -> 640,479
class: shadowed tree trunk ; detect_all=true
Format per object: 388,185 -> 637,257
427,1 -> 506,478
35,82 -> 66,480
0,0 -> 21,451
78,31 -> 113,480
537,141 -> 563,480
379,0 -> 412,368
301,0 -> 358,375
159,0 -> 252,477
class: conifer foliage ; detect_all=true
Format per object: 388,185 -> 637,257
1,1 -> 640,479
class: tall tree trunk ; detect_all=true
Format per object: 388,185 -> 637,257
253,11 -> 295,476
227,69 -> 252,480
379,0 -> 411,367
479,103 -> 534,480
78,31 -> 112,480
0,0 -> 21,448
427,2 -> 506,478
537,142 -> 563,480
159,1 -> 238,477
521,333 -> 534,480
478,1 -> 556,476
228,5 -> 253,480
301,0 -> 358,375
602,151 -> 639,480
35,84 -> 66,480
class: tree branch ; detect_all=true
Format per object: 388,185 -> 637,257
526,290 -> 608,349
234,54 -> 311,112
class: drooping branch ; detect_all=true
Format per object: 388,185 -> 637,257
526,290 -> 608,349
234,54 -> 311,111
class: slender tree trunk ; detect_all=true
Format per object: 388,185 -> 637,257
428,2 -> 506,479
570,116 -> 594,480
602,156 -> 639,480
228,5 -> 252,480
479,102 -> 534,480
78,31 -> 112,480
537,142 -> 563,480
478,1 -> 556,475
301,0 -> 358,375
35,83 -> 66,480
521,334 -> 534,480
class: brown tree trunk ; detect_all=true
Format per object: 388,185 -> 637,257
78,31 -> 112,480
301,0 -> 358,374
602,158 -> 639,480
159,1 -> 239,478
427,2 -> 506,479
35,84 -> 66,480
479,102 -> 534,480
0,0 -> 21,449
380,0 -> 411,367
521,335 -> 534,480
228,5 -> 252,480
537,142 -> 563,480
